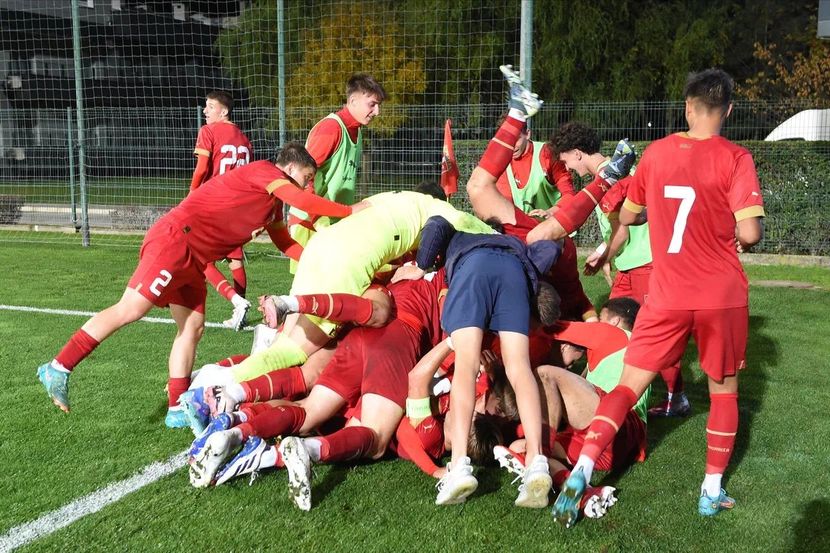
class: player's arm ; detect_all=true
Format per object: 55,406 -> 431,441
304,118 -> 341,169
264,220 -> 303,261
394,419 -> 443,478
270,181 -> 353,219
545,150 -> 576,197
407,340 -> 453,426
730,152 -> 765,251
190,154 -> 210,191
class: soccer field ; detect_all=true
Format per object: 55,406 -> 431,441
1,242 -> 829,552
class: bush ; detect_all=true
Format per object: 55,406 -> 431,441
0,195 -> 24,224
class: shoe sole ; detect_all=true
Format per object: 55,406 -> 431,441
552,477 -> 586,528
515,474 -> 552,509
280,438 -> 312,511
436,476 -> 478,505
189,433 -> 232,488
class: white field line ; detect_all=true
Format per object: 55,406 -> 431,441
0,451 -> 188,553
0,304 -> 228,328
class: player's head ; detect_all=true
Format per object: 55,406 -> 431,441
484,216 -> 505,234
204,90 -> 233,124
468,413 -> 507,466
414,180 -> 447,201
548,122 -> 601,177
533,280 -> 561,326
599,296 -> 640,331
346,74 -> 386,126
683,68 -> 734,119
274,141 -> 318,190
497,112 -> 530,159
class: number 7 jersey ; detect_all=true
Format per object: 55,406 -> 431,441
622,133 -> 765,310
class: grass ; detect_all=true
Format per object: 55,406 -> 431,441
1,241 -> 829,552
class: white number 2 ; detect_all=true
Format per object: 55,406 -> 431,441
664,185 -> 696,254
219,145 -> 251,175
149,269 -> 173,297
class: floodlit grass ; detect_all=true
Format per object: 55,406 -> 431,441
1,241 -> 828,552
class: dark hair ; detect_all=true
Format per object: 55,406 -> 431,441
533,280 -> 561,326
602,296 -> 640,330
489,371 -> 519,422
548,121 -> 601,157
484,217 -> 504,234
414,180 -> 446,201
347,74 -> 387,102
468,413 -> 506,466
274,141 -> 318,171
206,90 -> 234,115
683,69 -> 734,113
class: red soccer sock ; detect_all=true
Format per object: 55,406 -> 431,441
241,367 -> 307,402
552,176 -> 612,234
318,426 -> 376,463
204,264 -> 236,302
167,377 -> 190,407
296,294 -> 373,325
237,404 -> 306,441
216,354 -> 249,368
477,115 -> 525,178
580,385 -> 638,461
238,402 -> 274,420
231,266 -> 247,298
705,393 -> 738,474
661,364 -> 684,394
553,469 -> 570,490
54,329 -> 101,371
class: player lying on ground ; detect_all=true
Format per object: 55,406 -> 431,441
187,271 -> 448,504
37,143 -> 360,428
551,68 -> 765,527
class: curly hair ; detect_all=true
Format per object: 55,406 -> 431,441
548,121 -> 601,156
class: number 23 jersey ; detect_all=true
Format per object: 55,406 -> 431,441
623,133 -> 765,310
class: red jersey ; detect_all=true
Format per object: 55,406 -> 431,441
388,268 -> 448,349
624,134 -> 764,310
545,321 -> 629,371
495,142 -> 575,201
194,121 -> 253,182
163,160 -> 351,264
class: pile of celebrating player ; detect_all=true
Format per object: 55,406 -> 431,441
36,66 -> 765,525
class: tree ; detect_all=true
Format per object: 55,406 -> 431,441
215,0 -> 426,134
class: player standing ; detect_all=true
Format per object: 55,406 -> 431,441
551,69 -> 765,526
36,143 -> 358,428
288,74 -> 386,272
190,91 -> 254,331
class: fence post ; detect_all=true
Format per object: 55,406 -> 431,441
66,106 -> 78,230
520,0 -> 533,128
71,0 -> 90,246
277,0 -> 286,146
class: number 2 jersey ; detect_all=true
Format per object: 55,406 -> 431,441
623,133 -> 765,310
194,121 -> 253,181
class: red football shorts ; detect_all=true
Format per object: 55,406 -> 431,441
609,263 -> 653,306
127,220 -> 207,313
624,303 -> 748,381
556,388 -> 647,471
315,319 -> 421,409
226,246 -> 244,261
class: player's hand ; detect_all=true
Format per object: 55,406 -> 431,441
479,349 -> 499,376
432,467 -> 448,479
350,200 -> 370,214
391,263 -> 425,283
528,208 -> 550,219
735,237 -> 744,253
584,249 -> 608,276
601,262 -> 613,287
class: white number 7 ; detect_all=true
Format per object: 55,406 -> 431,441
664,185 -> 696,254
